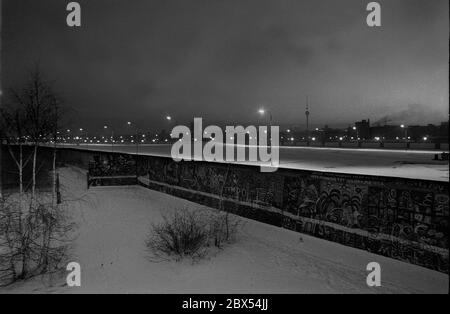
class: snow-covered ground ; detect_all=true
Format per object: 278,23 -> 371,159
1,167 -> 447,294
57,144 -> 449,182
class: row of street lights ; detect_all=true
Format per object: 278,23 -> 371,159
62,112 -> 424,152
62,122 -> 140,153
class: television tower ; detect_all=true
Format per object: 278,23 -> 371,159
305,96 -> 310,141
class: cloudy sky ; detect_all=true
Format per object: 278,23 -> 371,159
2,0 -> 448,132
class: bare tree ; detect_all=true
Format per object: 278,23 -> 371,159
0,105 -> 32,198
0,66 -> 72,286
8,66 -> 59,198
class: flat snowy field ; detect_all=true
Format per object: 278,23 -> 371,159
58,144 -> 449,182
1,167 -> 447,294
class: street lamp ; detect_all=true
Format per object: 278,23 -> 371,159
104,125 -> 114,152
400,124 -> 409,147
165,115 -> 177,143
258,108 -> 272,127
79,128 -> 88,147
352,126 -> 360,143
258,108 -> 273,145
126,121 -> 139,154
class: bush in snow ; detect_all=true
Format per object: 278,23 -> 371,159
0,195 -> 74,286
146,209 -> 241,261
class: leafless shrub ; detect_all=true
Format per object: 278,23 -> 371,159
207,211 -> 241,249
0,195 -> 74,286
146,209 -> 241,261
146,211 -> 209,260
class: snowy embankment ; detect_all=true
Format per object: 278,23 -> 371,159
1,167 -> 448,294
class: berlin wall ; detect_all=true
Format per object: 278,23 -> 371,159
34,147 -> 450,273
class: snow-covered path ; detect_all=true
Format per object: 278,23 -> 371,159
2,167 -> 448,293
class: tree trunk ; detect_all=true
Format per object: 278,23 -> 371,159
52,147 -> 56,206
32,144 -> 37,197
19,144 -> 23,195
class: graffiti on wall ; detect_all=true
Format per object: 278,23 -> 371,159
89,153 -> 136,177
282,174 -> 448,251
143,157 -> 285,208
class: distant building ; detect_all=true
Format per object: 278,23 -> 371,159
355,119 -> 370,140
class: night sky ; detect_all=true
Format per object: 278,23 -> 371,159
2,0 -> 448,132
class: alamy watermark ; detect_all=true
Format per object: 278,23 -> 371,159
170,118 -> 279,173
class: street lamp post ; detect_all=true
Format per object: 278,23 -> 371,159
79,128 -> 88,148
165,115 -> 176,157
401,124 -> 409,149
127,121 -> 139,154
258,109 -> 272,126
353,126 -> 361,147
104,125 -> 114,152
65,129 -> 71,145
258,108 -> 273,145
166,115 -> 177,144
